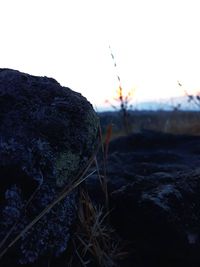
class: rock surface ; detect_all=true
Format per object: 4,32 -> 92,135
87,130 -> 200,267
0,69 -> 99,266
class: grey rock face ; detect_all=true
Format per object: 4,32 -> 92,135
0,69 -> 99,265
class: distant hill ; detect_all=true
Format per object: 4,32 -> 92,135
96,95 -> 199,112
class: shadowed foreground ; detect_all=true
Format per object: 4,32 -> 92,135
87,130 -> 200,267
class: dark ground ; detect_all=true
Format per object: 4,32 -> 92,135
87,128 -> 200,267
98,110 -> 200,136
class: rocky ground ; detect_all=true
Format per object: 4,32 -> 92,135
87,130 -> 200,267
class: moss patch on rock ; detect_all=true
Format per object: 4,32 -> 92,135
55,151 -> 81,187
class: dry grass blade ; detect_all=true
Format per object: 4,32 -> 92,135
98,125 -> 109,211
70,190 -> 122,267
104,124 -> 112,160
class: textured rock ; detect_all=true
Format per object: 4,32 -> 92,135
87,130 -> 200,267
111,169 -> 200,266
0,69 -> 99,265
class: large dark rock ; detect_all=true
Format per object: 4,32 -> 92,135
0,69 -> 99,265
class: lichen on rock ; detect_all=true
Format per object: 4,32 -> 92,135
55,151 -> 81,187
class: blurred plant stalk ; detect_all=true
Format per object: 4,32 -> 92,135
107,46 -> 133,134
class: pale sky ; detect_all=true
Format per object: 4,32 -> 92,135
1,0 -> 200,109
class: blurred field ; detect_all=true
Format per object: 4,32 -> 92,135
98,110 -> 200,138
